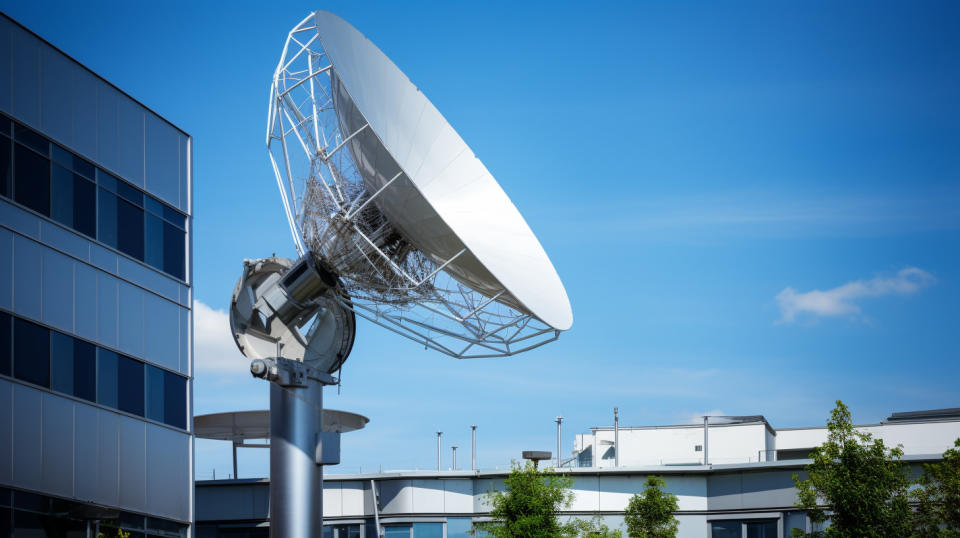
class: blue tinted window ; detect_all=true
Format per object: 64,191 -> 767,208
96,169 -> 118,193
98,188 -> 118,248
116,181 -> 143,207
52,144 -> 94,179
13,318 -> 49,387
163,370 -> 186,429
13,145 -> 50,216
144,212 -> 164,270
162,206 -> 186,229
384,526 -> 411,538
13,124 -> 48,155
73,339 -> 96,402
711,521 -> 742,538
0,134 -> 10,198
163,221 -> 185,280
73,176 -> 96,238
49,331 -> 74,395
116,198 -> 144,261
446,518 -> 473,538
145,365 -> 164,422
117,355 -> 144,416
97,349 -> 118,408
50,164 -> 73,228
412,523 -> 442,538
0,312 -> 10,376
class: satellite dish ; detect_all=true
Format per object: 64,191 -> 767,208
230,10 -> 572,537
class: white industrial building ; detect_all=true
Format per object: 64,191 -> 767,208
195,408 -> 960,538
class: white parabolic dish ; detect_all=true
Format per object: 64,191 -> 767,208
313,11 -> 572,331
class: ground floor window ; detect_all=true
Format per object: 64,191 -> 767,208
710,518 -> 779,538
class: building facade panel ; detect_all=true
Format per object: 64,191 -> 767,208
442,479 -> 472,513
0,381 -> 9,484
40,392 -> 75,497
10,383 -> 42,490
73,402 -> 99,501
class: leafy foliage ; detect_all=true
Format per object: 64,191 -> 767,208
791,400 -> 912,537
474,460 -> 580,538
623,476 -> 679,538
570,515 -> 624,538
913,438 -> 960,537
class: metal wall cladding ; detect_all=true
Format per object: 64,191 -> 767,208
0,379 -> 191,522
0,212 -> 187,372
0,15 -> 190,212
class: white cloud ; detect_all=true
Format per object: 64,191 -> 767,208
194,300 -> 250,377
775,267 -> 934,323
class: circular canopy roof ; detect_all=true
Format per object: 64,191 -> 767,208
195,410 -> 369,441
313,11 -> 572,331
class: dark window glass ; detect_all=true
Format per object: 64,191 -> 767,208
745,520 -> 777,538
710,521 -> 742,538
145,365 -> 164,422
162,205 -> 186,229
13,145 -> 50,216
0,507 -> 8,538
117,355 -> 143,416
0,134 -> 10,198
0,312 -> 9,376
52,144 -> 95,180
50,164 -> 74,228
13,318 -> 49,387
98,188 -> 118,248
117,198 -> 144,260
73,176 -> 96,238
13,124 -> 48,155
50,331 -> 74,395
163,221 -> 185,280
73,339 -> 96,402
144,196 -> 164,217
0,117 -> 8,135
163,371 -> 186,429
116,181 -> 143,207
144,212 -> 164,270
97,348 -> 118,408
97,169 -> 118,193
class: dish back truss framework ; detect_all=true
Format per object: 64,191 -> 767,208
267,15 -> 559,359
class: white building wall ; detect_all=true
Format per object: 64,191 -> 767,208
777,420 -> 960,456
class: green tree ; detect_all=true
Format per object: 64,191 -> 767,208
913,438 -> 960,537
623,476 -> 679,538
569,515 -> 623,538
791,400 -> 912,537
473,460 -> 580,538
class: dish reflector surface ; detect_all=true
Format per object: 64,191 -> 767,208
313,11 -> 571,330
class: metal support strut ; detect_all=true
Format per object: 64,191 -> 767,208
251,357 -> 340,538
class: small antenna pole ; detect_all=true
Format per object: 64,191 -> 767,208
471,425 -> 477,470
437,431 -> 443,471
556,416 -> 564,468
452,446 -> 458,470
614,407 -> 620,468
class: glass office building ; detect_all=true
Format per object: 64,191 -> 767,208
0,13 -> 192,538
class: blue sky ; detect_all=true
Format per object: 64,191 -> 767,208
3,1 -> 957,478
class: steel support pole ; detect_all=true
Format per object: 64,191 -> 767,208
703,415 -> 709,466
452,446 -> 458,470
471,425 -> 477,470
232,442 -> 239,479
614,407 -> 619,468
270,379 -> 324,538
556,416 -> 563,468
437,431 -> 442,471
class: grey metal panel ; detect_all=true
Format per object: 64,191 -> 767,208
13,234 -> 42,320
95,410 -> 119,506
40,43 -> 74,145
739,471 -> 797,509
676,515 -> 708,538
380,480 -> 413,514
11,383 -> 43,490
707,473 -> 743,510
41,248 -> 74,332
145,423 -> 190,521
40,221 -> 88,260
341,481 -> 365,516
144,111 -> 180,206
96,272 -> 118,347
10,23 -> 40,126
96,85 -> 120,173
118,281 -> 143,356
323,482 -> 342,518
118,415 -> 147,510
179,307 -> 190,375
90,243 -> 118,274
0,16 -> 12,114
117,256 -> 178,302
41,392 -> 74,497
0,227 -> 12,309
74,262 -> 97,340
442,479 -> 473,513
0,380 -> 11,483
143,292 -> 179,371
74,403 -> 99,501
0,199 -> 41,239
70,66 -> 98,160
115,96 -> 144,187
195,483 -> 270,521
